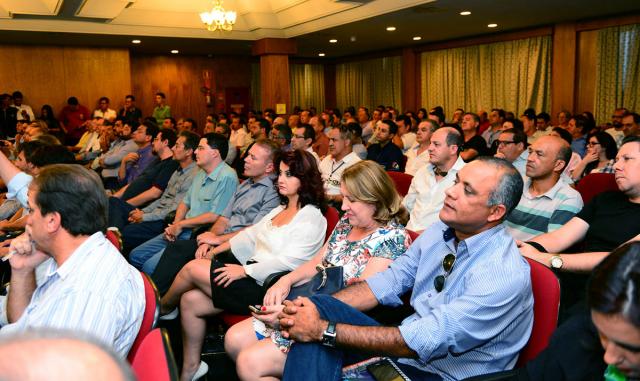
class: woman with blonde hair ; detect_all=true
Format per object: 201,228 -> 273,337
225,160 -> 411,381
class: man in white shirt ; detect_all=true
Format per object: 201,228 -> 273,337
319,126 -> 361,205
92,97 -> 117,122
0,164 -> 144,357
229,115 -> 251,156
405,120 -> 437,176
291,124 -> 320,163
12,91 -> 35,123
403,127 -> 465,233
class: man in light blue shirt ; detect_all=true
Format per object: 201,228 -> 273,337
128,133 -> 238,273
278,157 -> 533,381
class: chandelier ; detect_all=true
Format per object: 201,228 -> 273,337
200,0 -> 237,32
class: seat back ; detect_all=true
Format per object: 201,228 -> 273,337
575,173 -> 618,204
324,206 -> 340,243
386,171 -> 413,197
131,328 -> 179,381
406,229 -> 420,242
516,257 -> 561,367
127,272 -> 161,362
105,228 -> 122,251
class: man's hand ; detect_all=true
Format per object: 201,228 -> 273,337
121,152 -> 139,165
8,231 -> 49,273
517,240 -> 550,267
128,209 -> 144,223
163,223 -> 183,242
278,297 -> 326,342
196,231 -> 222,246
212,264 -> 246,287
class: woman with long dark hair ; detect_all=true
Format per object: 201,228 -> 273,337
571,131 -> 618,182
160,149 -> 327,381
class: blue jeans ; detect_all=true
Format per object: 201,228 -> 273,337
282,295 -> 441,381
129,230 -> 191,273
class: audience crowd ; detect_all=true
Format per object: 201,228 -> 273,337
0,90 -> 639,381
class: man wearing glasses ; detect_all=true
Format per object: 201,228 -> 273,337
278,157 -> 533,381
290,124 -> 320,163
494,128 -> 529,178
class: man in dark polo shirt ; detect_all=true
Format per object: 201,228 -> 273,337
366,119 -> 405,172
108,128 -> 179,233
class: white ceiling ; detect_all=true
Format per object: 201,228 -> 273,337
0,0 -> 433,40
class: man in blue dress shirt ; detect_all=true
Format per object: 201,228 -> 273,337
278,157 -> 533,381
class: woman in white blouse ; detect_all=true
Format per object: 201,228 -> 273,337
159,149 -> 327,381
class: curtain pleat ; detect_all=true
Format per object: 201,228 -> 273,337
336,56 -> 402,110
250,62 -> 261,111
290,63 -> 325,111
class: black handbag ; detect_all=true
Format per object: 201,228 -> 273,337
286,264 -> 344,301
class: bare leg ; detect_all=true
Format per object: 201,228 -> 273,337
180,289 -> 222,381
236,338 -> 287,381
224,317 -> 259,361
160,258 -> 212,314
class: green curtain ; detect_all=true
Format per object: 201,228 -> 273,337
420,36 -> 551,116
336,56 -> 402,111
595,24 -> 640,124
290,63 -> 325,111
250,62 -> 261,111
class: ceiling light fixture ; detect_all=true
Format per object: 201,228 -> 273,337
460,11 -> 471,15
200,0 -> 237,32
413,36 -> 422,41
329,39 -> 338,43
318,53 -> 326,57
171,50 -> 179,54
386,26 -> 396,31
488,23 -> 498,28
132,39 -> 141,44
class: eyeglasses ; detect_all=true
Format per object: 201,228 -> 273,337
433,253 -> 456,292
587,141 -> 601,147
497,140 -> 515,146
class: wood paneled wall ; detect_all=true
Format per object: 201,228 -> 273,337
130,55 -> 253,126
0,46 -> 131,118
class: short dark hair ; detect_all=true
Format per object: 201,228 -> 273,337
155,92 -> 166,99
381,119 -> 398,135
166,117 -> 177,127
623,112 -> 640,125
30,145 -> 75,168
67,97 -> 79,106
276,149 -> 326,213
464,112 -> 480,124
203,132 -> 229,160
621,135 -> 640,149
537,112 -> 551,123
477,156 -> 524,218
18,141 -> 47,163
158,128 -> 178,148
273,124 -> 292,145
571,115 -> 589,135
255,118 -> 271,138
12,91 -> 23,99
346,122 -> 362,138
491,108 -> 506,119
552,126 -> 572,144
179,130 -> 200,160
441,126 -> 464,154
141,121 -> 159,140
395,114 -> 410,127
501,128 -> 528,146
588,242 -> 640,327
99,96 -> 109,104
297,123 -> 316,142
183,118 -> 198,131
125,95 -> 135,101
33,164 -> 108,236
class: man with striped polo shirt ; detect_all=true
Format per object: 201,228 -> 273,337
506,135 -> 583,241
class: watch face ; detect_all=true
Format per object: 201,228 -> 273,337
551,256 -> 563,269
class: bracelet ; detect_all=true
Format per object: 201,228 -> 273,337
524,241 -> 548,253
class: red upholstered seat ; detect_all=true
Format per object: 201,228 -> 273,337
386,171 -> 413,197
131,328 -> 179,381
575,173 -> 619,204
516,257 -> 561,367
127,272 -> 161,362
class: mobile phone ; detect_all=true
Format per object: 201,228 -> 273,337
248,305 -> 262,313
367,358 -> 410,381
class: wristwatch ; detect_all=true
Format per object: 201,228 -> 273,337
550,255 -> 564,270
322,321 -> 337,347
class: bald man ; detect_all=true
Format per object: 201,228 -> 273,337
0,331 -> 136,381
506,135 -> 583,241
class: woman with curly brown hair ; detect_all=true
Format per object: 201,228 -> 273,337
160,149 -> 327,380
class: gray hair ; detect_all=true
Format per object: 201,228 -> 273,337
477,156 -> 524,218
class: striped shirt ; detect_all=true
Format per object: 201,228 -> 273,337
506,177 -> 583,241
141,162 -> 198,222
367,221 -> 533,380
0,233 -> 145,357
